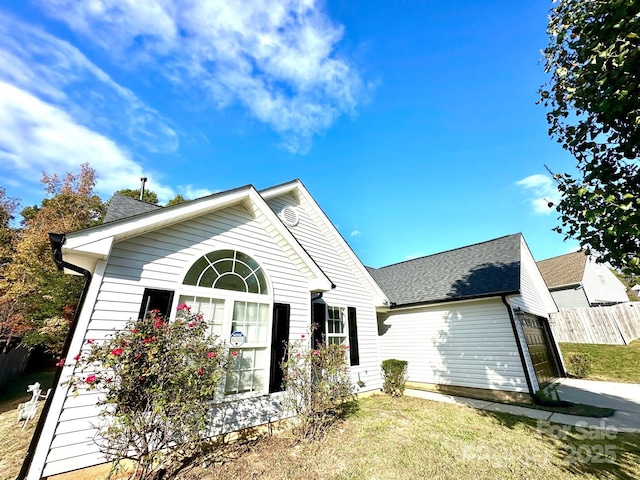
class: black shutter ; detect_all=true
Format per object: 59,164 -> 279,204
311,300 -> 326,349
138,289 -> 174,321
269,303 -> 290,393
347,307 -> 360,366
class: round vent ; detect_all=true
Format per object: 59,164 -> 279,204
280,206 -> 300,227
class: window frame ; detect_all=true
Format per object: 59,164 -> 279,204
176,249 -> 274,400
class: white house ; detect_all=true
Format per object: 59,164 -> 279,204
537,251 -> 629,308
23,181 -> 564,479
25,180 -> 387,479
369,234 -> 564,403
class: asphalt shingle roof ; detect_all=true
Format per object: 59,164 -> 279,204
103,194 -> 163,223
367,234 -> 522,307
536,251 -> 587,288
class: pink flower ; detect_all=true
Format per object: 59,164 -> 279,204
312,350 -> 319,356
177,303 -> 191,312
142,336 -> 156,344
197,368 -> 205,376
187,322 -> 195,328
301,334 -> 305,339
85,375 -> 97,384
111,348 -> 123,356
231,351 -> 238,357
153,319 -> 163,328
55,358 -> 66,367
73,353 -> 81,361
86,339 -> 95,344
207,351 -> 217,359
130,328 -> 138,333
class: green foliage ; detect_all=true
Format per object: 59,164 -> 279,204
566,352 -> 593,378
0,164 -> 105,354
281,334 -> 354,441
539,0 -> 640,274
65,305 -> 229,480
381,359 -> 408,397
115,188 -> 160,205
166,194 -> 187,206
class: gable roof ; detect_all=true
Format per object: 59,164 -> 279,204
103,194 -> 162,223
260,179 -> 390,307
536,251 -> 587,288
367,234 -> 522,307
59,184 -> 334,292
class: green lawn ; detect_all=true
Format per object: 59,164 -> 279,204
184,395 -> 640,480
559,339 -> 640,384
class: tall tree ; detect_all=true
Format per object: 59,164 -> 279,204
539,0 -> 640,274
114,188 -> 160,205
0,188 -> 23,352
0,164 -> 106,354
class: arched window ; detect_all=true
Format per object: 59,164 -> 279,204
179,250 -> 271,397
183,249 -> 268,294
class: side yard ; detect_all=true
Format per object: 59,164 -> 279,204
560,339 -> 640,384
0,369 -> 54,480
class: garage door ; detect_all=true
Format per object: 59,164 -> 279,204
521,316 -> 559,387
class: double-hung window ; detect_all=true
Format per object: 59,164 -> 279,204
326,306 -> 346,346
178,249 -> 271,397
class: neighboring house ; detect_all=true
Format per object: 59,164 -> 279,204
26,181 -> 387,479
369,234 -> 564,404
24,183 -> 565,479
537,251 -> 629,309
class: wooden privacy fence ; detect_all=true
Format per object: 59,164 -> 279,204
0,344 -> 31,387
549,302 -> 640,345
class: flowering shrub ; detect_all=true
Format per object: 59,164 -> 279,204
281,334 -> 354,441
65,304 -> 228,480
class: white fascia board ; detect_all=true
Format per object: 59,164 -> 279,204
246,188 -> 333,293
63,187 -> 252,254
291,181 -> 390,306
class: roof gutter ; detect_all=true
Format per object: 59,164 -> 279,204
389,290 -> 520,310
17,233 -> 93,480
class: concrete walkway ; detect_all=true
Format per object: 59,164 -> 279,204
405,379 -> 640,433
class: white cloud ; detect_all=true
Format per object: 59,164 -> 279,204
0,81 -> 176,203
0,12 -> 178,154
350,229 -> 361,237
404,252 -> 425,261
38,0 -> 367,152
516,174 -> 559,215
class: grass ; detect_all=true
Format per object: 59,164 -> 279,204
0,369 -> 55,480
560,339 -> 640,384
5,393 -> 639,480
182,395 -> 640,480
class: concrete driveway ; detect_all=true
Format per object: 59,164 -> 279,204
551,378 -> 640,431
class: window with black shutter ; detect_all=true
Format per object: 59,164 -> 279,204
138,288 -> 174,321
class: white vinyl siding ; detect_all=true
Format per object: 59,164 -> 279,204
267,194 -> 383,392
377,299 -> 529,393
39,204 -> 312,477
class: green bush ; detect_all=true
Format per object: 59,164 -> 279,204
281,336 -> 354,441
381,359 -> 408,397
567,352 -> 592,378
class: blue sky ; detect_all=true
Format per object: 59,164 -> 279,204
0,0 -> 580,268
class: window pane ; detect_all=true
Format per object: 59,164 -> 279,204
215,274 -> 246,292
234,261 -> 252,279
183,257 -> 209,285
198,266 -> 217,288
245,275 -> 259,294
213,259 -> 233,275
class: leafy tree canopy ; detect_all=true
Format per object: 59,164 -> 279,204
166,194 -> 187,207
0,164 -> 105,353
540,0 -> 640,274
114,188 -> 159,205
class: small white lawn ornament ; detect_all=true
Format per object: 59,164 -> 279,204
17,382 -> 50,429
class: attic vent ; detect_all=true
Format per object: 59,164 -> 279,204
280,206 -> 300,227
